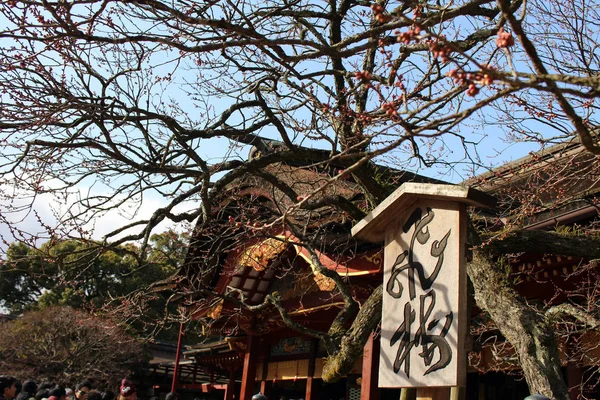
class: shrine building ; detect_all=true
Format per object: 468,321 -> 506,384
149,139 -> 600,400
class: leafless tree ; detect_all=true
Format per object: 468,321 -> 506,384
1,0 -> 600,398
0,306 -> 148,386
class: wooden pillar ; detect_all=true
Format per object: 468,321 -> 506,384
260,345 -> 271,398
360,333 -> 380,400
259,381 -> 268,397
193,363 -> 198,384
258,361 -> 269,398
240,335 -> 259,400
171,322 -> 185,393
415,387 -> 450,400
567,366 -> 583,400
400,388 -> 416,400
450,386 -> 463,400
304,377 -> 315,400
305,339 -> 319,400
225,369 -> 236,400
165,366 -> 171,385
477,380 -> 486,400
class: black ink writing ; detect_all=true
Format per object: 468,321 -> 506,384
386,207 -> 453,378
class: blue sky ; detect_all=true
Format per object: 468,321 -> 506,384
0,0 -> 581,251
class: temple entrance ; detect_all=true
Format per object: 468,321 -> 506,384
266,378 -> 347,400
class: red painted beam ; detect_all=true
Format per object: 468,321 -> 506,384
239,335 -> 258,400
171,322 -> 185,393
177,384 -> 227,391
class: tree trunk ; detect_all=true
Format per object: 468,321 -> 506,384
484,230 -> 600,258
320,228 -> 582,398
468,248 -> 569,400
321,285 -> 383,382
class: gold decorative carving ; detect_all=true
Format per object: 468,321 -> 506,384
236,238 -> 289,271
313,271 -> 336,291
206,299 -> 224,319
361,250 -> 383,270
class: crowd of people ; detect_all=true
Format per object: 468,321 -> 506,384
0,376 -> 146,400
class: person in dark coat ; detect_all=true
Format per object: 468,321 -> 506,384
75,382 -> 92,400
34,389 -> 50,400
49,387 -> 66,400
0,376 -> 18,400
86,390 -> 102,400
15,381 -> 37,400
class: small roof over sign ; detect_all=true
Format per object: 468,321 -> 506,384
351,183 -> 496,243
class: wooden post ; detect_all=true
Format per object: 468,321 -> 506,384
400,388 -> 416,400
171,322 -> 185,393
477,377 -> 486,400
305,376 -> 315,400
360,333 -> 380,400
225,369 -> 236,400
260,345 -> 271,398
305,339 -> 319,400
567,366 -> 583,400
240,335 -> 258,400
259,380 -> 268,397
415,387 -> 450,400
449,386 -> 462,400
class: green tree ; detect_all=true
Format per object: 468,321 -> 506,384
0,242 -> 49,313
148,230 -> 190,270
0,234 -> 184,331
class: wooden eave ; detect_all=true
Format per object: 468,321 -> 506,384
463,139 -> 586,190
462,140 -> 600,231
465,141 -> 600,205
352,182 -> 496,243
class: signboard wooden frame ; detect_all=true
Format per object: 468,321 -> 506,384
352,183 -> 495,397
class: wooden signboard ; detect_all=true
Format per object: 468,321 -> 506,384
352,183 -> 495,397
